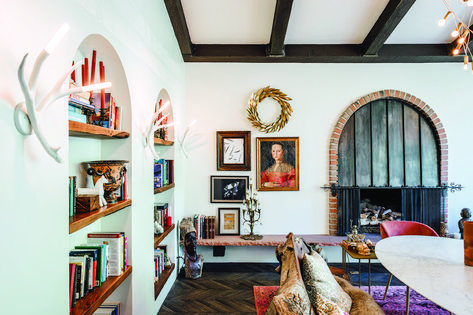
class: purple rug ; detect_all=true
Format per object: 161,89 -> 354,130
361,286 -> 450,315
254,286 -> 451,315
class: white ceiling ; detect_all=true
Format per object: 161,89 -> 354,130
180,0 -> 473,46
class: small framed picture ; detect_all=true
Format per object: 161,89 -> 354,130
256,137 -> 299,191
210,175 -> 249,203
216,131 -> 251,171
218,208 -> 240,235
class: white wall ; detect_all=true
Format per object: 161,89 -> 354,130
0,1 -> 185,314
184,63 -> 473,260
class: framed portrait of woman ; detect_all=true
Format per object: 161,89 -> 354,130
256,137 -> 299,191
216,131 -> 251,171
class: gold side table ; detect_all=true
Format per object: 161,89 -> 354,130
340,241 -> 377,294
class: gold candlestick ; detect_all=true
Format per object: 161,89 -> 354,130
241,177 -> 263,240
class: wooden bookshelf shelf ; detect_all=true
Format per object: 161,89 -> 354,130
154,263 -> 175,300
69,200 -> 132,234
154,224 -> 175,248
154,182 -> 175,194
154,138 -> 174,145
69,121 -> 129,139
71,266 -> 132,315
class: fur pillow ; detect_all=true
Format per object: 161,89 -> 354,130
301,252 -> 352,314
334,276 -> 385,315
265,277 -> 315,315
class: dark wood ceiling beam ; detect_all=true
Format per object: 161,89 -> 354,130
164,0 -> 194,57
267,0 -> 294,57
360,0 -> 417,57
185,44 -> 460,63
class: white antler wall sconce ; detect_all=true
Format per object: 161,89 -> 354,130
13,23 -> 112,163
178,120 -> 196,159
145,101 -> 176,161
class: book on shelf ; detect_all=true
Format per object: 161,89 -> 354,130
72,263 -> 81,305
154,163 -> 163,188
154,159 -> 174,188
70,249 -> 98,291
69,263 -> 76,311
69,256 -> 86,299
87,232 -> 126,276
69,176 -> 77,217
154,203 -> 168,228
93,302 -> 120,315
68,102 -> 83,114
154,246 -> 167,281
185,215 -> 216,239
69,94 -> 94,110
68,111 -> 88,123
75,244 -> 107,285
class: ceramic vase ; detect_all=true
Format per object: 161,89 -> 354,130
83,160 -> 128,204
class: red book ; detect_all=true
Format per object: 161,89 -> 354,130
69,263 -> 76,311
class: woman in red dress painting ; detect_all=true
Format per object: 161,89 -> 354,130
261,142 -> 295,187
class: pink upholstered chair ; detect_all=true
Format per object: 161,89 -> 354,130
380,221 -> 439,314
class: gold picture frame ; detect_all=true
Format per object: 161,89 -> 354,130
256,137 -> 299,191
218,208 -> 240,235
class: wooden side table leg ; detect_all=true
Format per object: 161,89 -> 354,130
358,259 -> 361,288
342,247 -> 346,272
368,259 -> 371,294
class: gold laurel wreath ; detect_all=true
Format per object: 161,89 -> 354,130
246,86 -> 293,133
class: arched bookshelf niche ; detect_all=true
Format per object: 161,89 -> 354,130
152,88 -> 177,305
67,34 -> 133,315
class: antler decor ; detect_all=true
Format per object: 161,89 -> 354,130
178,120 -> 196,159
13,24 -> 112,163
247,86 -> 293,133
145,101 -> 175,161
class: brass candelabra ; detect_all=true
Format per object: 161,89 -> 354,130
241,178 -> 263,240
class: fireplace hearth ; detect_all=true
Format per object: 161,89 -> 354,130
359,191 -> 403,234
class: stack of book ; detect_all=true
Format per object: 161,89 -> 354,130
69,232 -> 128,310
68,90 -> 94,124
185,215 -> 216,239
68,80 -> 122,130
92,303 -> 120,315
154,245 -> 167,281
154,159 -> 174,188
154,202 -> 169,228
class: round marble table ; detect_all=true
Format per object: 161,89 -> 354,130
375,235 -> 473,315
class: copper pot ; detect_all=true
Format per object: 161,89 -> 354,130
83,160 -> 128,204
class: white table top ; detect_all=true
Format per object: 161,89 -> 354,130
375,235 -> 473,315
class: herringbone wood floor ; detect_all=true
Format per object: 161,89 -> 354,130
158,262 -> 396,314
158,263 -> 280,315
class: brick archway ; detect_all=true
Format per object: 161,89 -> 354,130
328,90 -> 448,236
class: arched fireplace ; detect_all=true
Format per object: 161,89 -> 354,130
327,90 -> 448,236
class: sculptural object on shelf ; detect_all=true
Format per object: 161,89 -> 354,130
459,208 -> 472,239
83,160 -> 128,204
241,177 -> 262,240
180,219 -> 204,279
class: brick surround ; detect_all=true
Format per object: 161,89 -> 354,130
328,90 -> 448,236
